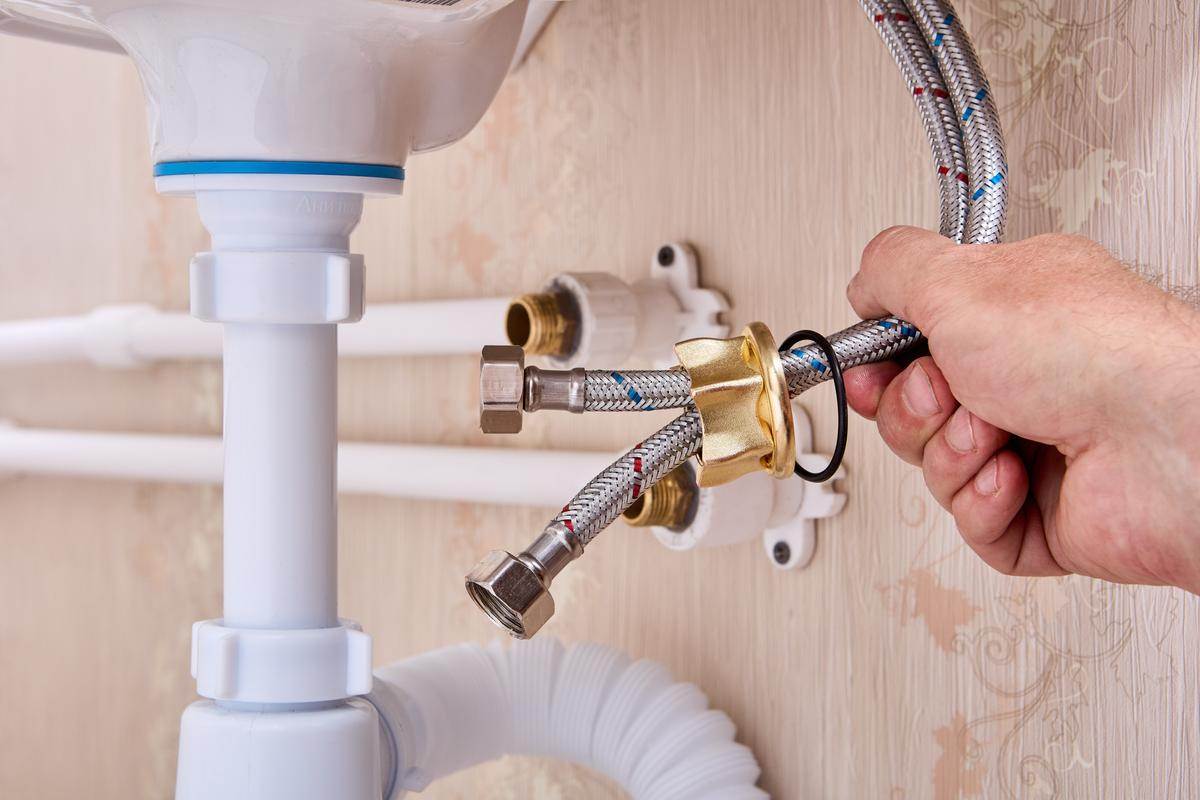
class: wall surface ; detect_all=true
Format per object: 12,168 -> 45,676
0,1 -> 1197,798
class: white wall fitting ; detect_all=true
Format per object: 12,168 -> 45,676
536,243 -> 729,369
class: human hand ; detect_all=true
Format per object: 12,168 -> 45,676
845,226 -> 1200,593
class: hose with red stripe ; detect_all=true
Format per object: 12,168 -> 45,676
467,0 -> 1007,638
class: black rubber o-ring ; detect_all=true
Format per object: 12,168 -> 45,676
778,329 -> 847,483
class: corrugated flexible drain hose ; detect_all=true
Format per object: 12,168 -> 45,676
367,637 -> 765,800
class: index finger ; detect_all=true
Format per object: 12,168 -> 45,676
846,226 -> 956,321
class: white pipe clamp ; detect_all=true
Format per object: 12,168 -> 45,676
191,619 -> 373,704
190,250 -> 365,325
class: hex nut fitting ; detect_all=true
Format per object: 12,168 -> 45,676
479,345 -> 526,434
465,550 -> 554,639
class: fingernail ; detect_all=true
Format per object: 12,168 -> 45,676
901,363 -> 941,418
946,407 -> 976,453
975,458 -> 999,495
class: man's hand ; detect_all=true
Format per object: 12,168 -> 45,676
846,226 -> 1200,593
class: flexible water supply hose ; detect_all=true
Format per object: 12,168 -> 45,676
467,0 -> 1008,638
367,637 -> 765,800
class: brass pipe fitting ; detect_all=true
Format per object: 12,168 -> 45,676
674,322 -> 795,487
621,464 -> 697,530
506,291 -> 577,358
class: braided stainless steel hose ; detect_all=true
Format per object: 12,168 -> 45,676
906,0 -> 1008,243
862,0 -> 968,243
578,317 -> 921,413
467,0 -> 1005,639
560,319 -> 921,545
582,367 -> 692,411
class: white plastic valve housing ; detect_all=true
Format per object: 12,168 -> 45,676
544,243 -> 728,368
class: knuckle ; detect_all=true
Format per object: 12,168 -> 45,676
862,225 -> 921,268
905,269 -> 962,329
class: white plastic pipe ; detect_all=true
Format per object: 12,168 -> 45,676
0,298 -> 509,367
222,322 -> 338,629
0,424 -> 614,508
368,637 -> 767,800
0,8 -> 125,54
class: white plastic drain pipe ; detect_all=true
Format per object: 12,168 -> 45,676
0,298 -> 510,367
368,637 -> 766,800
0,423 -> 613,508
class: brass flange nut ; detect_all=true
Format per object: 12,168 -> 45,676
674,322 -> 796,487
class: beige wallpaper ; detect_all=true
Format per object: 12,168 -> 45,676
0,1 -> 1196,798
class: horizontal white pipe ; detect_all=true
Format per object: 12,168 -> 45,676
369,637 -> 766,800
0,9 -> 125,54
0,424 -> 611,508
0,298 -> 509,367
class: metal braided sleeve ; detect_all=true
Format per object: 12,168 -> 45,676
576,318 -> 924,412
582,368 -> 693,411
554,318 -> 924,545
553,409 -> 704,546
780,317 -> 922,394
860,0 -> 968,242
905,0 -> 1007,244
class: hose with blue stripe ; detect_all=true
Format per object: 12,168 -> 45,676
467,0 -> 1006,638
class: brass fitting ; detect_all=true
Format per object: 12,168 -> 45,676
674,322 -> 795,487
621,464 -> 697,530
506,291 -> 577,358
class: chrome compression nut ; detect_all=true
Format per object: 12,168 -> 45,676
479,345 -> 525,434
479,345 -> 587,434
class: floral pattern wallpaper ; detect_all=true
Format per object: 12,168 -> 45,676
0,1 -> 1196,798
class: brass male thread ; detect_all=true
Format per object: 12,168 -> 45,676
621,465 -> 698,531
506,291 -> 577,357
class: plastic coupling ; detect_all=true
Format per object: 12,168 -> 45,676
674,322 -> 795,487
465,522 -> 582,639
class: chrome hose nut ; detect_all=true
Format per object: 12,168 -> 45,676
479,345 -> 525,434
465,550 -> 554,639
465,524 -> 582,638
